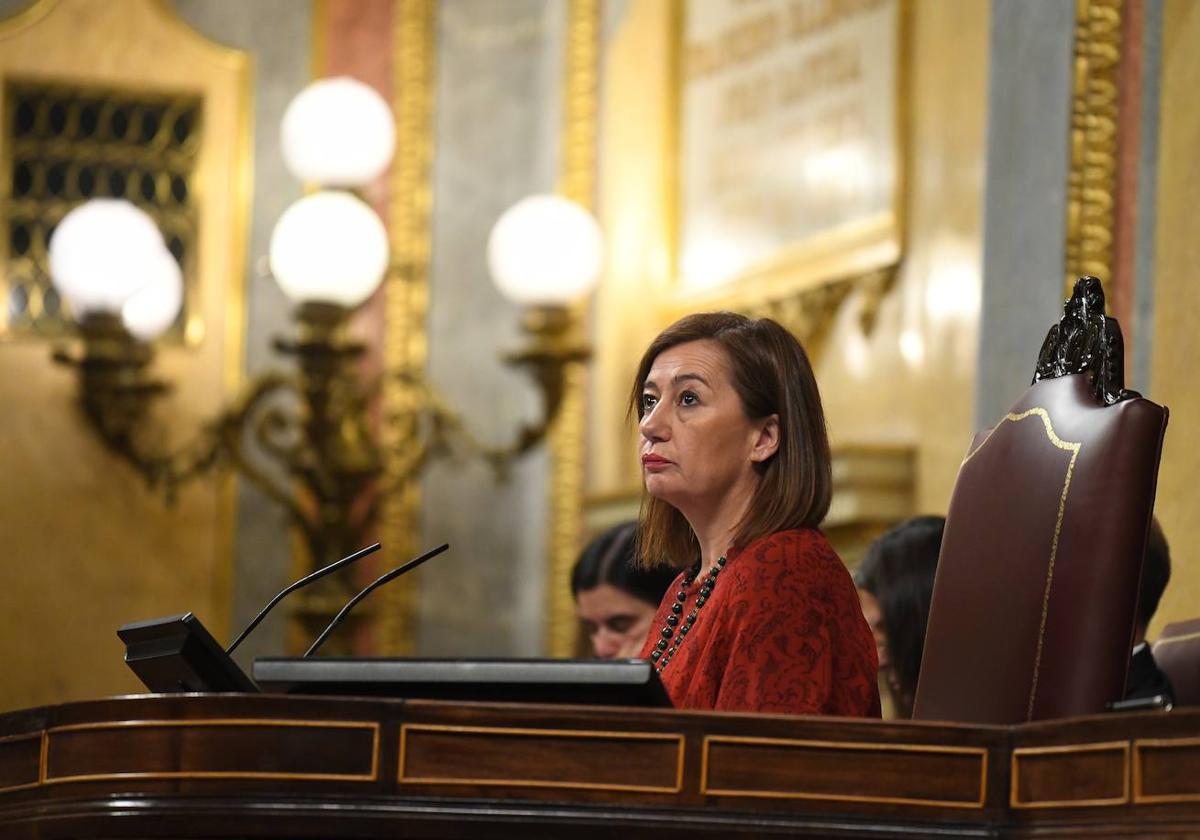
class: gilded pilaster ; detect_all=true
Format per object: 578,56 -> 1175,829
379,0 -> 437,654
546,0 -> 599,657
1065,0 -> 1124,296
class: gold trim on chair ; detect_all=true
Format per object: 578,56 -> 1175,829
961,407 -> 1082,721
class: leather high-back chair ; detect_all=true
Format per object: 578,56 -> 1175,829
913,278 -> 1169,724
1153,618 -> 1200,707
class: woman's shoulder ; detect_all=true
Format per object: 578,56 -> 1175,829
737,528 -> 838,563
726,529 -> 846,592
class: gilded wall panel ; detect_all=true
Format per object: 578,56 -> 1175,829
0,0 -> 248,709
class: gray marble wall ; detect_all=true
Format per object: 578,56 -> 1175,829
975,0 -> 1075,428
977,0 -> 1165,420
1132,0 -> 1164,395
169,0 -> 311,668
417,0 -> 562,657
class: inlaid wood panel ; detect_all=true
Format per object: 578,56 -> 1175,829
399,724 -> 684,793
44,719 -> 379,783
1010,741 -> 1129,808
702,735 -> 987,808
0,733 -> 41,793
4,696 -> 1200,838
1136,737 -> 1200,804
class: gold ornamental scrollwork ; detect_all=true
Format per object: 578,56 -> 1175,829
1065,0 -> 1124,298
545,0 -> 600,658
379,0 -> 437,655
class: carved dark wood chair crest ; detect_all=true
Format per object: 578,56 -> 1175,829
1033,275 -> 1138,404
915,276 -> 1168,724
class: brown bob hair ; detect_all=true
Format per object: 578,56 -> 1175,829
629,312 -> 832,569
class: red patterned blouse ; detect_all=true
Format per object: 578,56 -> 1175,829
639,529 -> 881,717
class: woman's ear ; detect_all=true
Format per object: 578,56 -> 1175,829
750,414 -> 780,463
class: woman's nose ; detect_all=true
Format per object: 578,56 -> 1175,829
640,404 -> 669,441
592,629 -> 621,659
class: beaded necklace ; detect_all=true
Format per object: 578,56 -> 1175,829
651,554 -> 726,672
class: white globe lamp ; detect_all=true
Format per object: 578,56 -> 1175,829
486,194 -> 603,307
48,199 -> 167,316
121,248 -> 184,341
281,77 -> 396,187
268,190 -> 390,308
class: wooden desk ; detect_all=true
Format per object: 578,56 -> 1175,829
0,694 -> 1196,837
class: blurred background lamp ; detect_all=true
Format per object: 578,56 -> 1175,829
268,190 -> 390,308
48,199 -> 167,316
280,76 -> 396,187
487,194 -> 604,306
121,248 -> 184,341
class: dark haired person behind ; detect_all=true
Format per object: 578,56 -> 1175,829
633,312 -> 878,716
854,516 -> 944,719
572,522 -> 677,659
1126,518 -> 1174,703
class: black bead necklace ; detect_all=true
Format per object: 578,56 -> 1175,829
651,555 -> 726,672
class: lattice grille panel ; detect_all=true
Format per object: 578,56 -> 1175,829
2,78 -> 202,339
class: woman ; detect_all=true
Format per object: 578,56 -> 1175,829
633,312 -> 879,716
572,522 -> 676,658
855,516 -> 945,718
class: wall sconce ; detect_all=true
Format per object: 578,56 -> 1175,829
48,199 -> 184,475
49,77 -> 602,640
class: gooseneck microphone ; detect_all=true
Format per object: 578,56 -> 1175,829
225,542 -> 382,655
303,543 -> 450,657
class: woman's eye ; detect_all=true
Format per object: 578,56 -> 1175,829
680,391 -> 699,406
606,616 -> 635,634
641,393 -> 658,411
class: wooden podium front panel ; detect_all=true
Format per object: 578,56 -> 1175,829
44,719 -> 380,784
0,733 -> 41,794
394,695 -> 1009,819
1010,741 -> 1131,808
1135,737 -> 1200,804
1,695 -> 1198,838
399,724 -> 684,793
702,735 -> 987,808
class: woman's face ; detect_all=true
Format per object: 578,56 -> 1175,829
858,588 -> 901,702
638,339 -> 778,521
576,584 -> 659,659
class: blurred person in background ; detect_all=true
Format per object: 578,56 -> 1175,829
1125,518 -> 1174,704
572,521 -> 676,659
856,516 -> 945,718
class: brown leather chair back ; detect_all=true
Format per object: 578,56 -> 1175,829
1153,618 -> 1200,707
913,279 -> 1168,724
